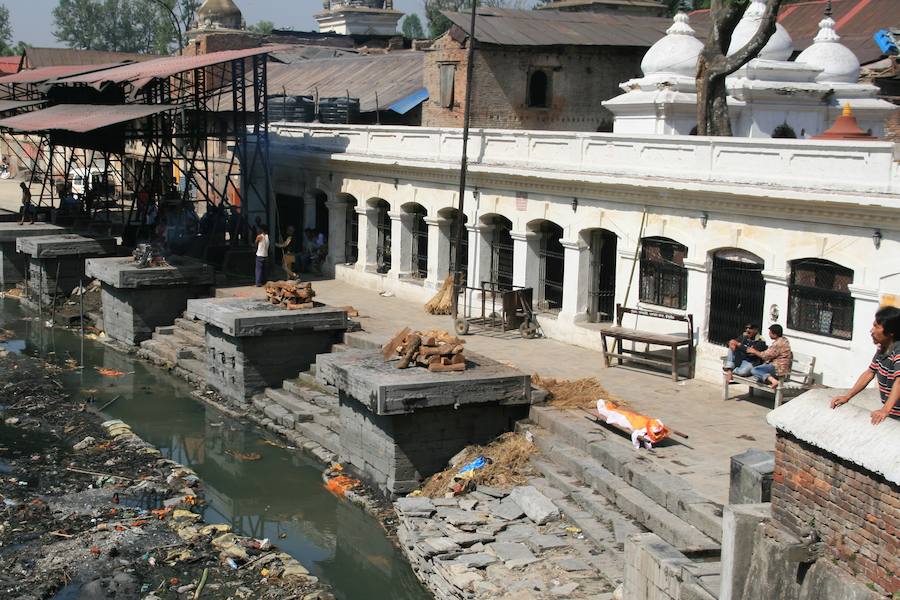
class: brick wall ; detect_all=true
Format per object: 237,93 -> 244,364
422,32 -> 643,132
772,431 -> 899,594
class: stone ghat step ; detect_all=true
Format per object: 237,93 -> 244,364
140,338 -> 177,366
177,357 -> 207,379
152,331 -> 202,361
175,316 -> 205,336
528,406 -> 723,543
293,420 -> 340,457
524,425 -> 721,554
528,470 -> 629,589
172,326 -> 205,349
283,371 -> 338,400
343,331 -> 382,351
264,387 -> 333,422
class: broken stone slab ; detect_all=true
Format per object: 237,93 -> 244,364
436,508 -> 490,527
451,552 -> 499,569
491,497 -> 526,521
487,542 -> 539,569
495,523 -> 539,543
396,496 -> 436,516
447,530 -> 496,547
508,485 -> 560,525
528,533 -> 568,551
557,558 -> 591,571
550,582 -> 580,596
459,498 -> 478,511
421,537 -> 461,557
477,485 -> 508,498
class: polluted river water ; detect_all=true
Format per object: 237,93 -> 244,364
0,297 -> 430,600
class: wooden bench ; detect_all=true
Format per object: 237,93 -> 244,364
600,304 -> 695,382
722,351 -> 816,408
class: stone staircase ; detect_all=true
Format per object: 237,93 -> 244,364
138,311 -> 207,385
518,407 -> 722,600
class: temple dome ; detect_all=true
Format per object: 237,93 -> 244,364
641,11 -> 704,77
197,0 -> 243,29
795,12 -> 860,83
727,0 -> 794,61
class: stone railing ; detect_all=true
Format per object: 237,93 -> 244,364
270,123 -> 900,196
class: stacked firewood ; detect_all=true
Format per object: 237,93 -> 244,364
382,327 -> 467,372
265,280 -> 316,310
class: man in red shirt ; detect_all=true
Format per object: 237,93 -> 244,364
831,306 -> 900,425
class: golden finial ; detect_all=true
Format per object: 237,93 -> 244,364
842,103 -> 852,117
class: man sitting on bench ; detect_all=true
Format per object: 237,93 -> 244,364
723,323 -> 767,383
747,324 -> 793,390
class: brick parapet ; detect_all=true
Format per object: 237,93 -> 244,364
772,431 -> 899,594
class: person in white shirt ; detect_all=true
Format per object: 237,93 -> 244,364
255,224 -> 269,287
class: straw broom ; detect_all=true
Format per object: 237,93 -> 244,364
424,275 -> 454,315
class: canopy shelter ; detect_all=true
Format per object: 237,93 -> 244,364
0,46 -> 282,256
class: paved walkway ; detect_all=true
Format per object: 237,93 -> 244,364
217,277 -> 777,504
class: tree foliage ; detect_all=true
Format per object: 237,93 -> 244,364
401,14 -> 425,40
0,3 -> 26,56
248,20 -> 274,35
52,0 -> 200,54
424,0 -> 527,39
695,0 -> 783,135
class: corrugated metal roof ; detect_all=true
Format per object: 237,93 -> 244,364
0,104 -> 178,133
0,100 -> 44,113
535,0 -> 666,11
0,63 -> 130,85
22,47 -> 157,68
266,52 -> 425,113
443,8 -> 672,47
690,0 -> 900,65
270,46 -> 359,64
0,57 -> 19,75
59,46 -> 290,91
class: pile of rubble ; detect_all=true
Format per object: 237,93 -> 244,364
395,483 -> 617,600
383,327 -> 467,372
266,280 -> 316,310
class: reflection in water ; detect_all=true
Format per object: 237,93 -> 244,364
0,299 -> 429,600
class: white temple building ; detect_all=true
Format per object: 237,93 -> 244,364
604,0 -> 896,137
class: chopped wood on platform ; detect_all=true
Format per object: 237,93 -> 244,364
382,327 -> 468,372
265,280 -> 316,310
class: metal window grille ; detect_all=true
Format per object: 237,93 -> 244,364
708,256 -> 765,346
788,259 -> 854,340
375,203 -> 391,274
537,223 -> 564,312
488,218 -> 513,291
450,214 -> 468,285
588,229 -> 617,322
409,206 -> 428,279
639,237 -> 688,309
344,201 -> 358,265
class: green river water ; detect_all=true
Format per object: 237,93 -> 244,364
0,297 -> 430,600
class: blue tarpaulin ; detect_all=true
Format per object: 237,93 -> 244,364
387,87 -> 429,115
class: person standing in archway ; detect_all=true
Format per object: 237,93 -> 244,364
255,224 -> 269,287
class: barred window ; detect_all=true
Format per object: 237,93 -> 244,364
344,198 -> 358,265
788,259 -> 854,340
639,237 -> 688,309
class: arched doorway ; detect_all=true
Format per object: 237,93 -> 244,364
481,214 -> 513,291
708,249 -> 765,345
530,220 -> 564,313
586,229 -> 617,322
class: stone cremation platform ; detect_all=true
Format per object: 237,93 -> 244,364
16,234 -> 117,305
186,297 -> 347,404
0,223 -> 66,287
86,256 -> 215,345
317,349 -> 532,498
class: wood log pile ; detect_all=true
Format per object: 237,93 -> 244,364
382,327 -> 467,372
265,280 -> 316,310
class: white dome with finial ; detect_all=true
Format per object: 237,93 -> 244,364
728,0 -> 794,61
796,5 -> 860,83
641,10 -> 704,77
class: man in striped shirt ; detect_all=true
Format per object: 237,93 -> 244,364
831,306 -> 900,425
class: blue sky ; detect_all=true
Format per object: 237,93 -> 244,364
7,0 -> 427,47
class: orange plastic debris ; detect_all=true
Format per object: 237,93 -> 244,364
325,474 -> 359,497
94,367 -> 126,377
90,546 -> 100,556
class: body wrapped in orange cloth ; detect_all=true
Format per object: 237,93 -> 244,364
595,400 -> 670,450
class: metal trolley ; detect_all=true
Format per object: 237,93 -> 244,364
454,282 -> 540,339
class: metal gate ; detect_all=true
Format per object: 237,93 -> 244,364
489,219 -> 513,291
375,202 -> 391,273
588,229 -> 617,322
344,200 -> 358,265
410,206 -> 428,279
708,255 -> 765,345
537,223 -> 564,312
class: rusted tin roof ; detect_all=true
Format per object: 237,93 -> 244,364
0,104 -> 178,133
0,63 -> 129,85
0,100 -> 44,113
0,56 -> 19,75
690,0 -> 900,65
58,46 -> 289,91
22,47 -> 157,69
443,7 -> 671,47
266,51 -> 424,113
